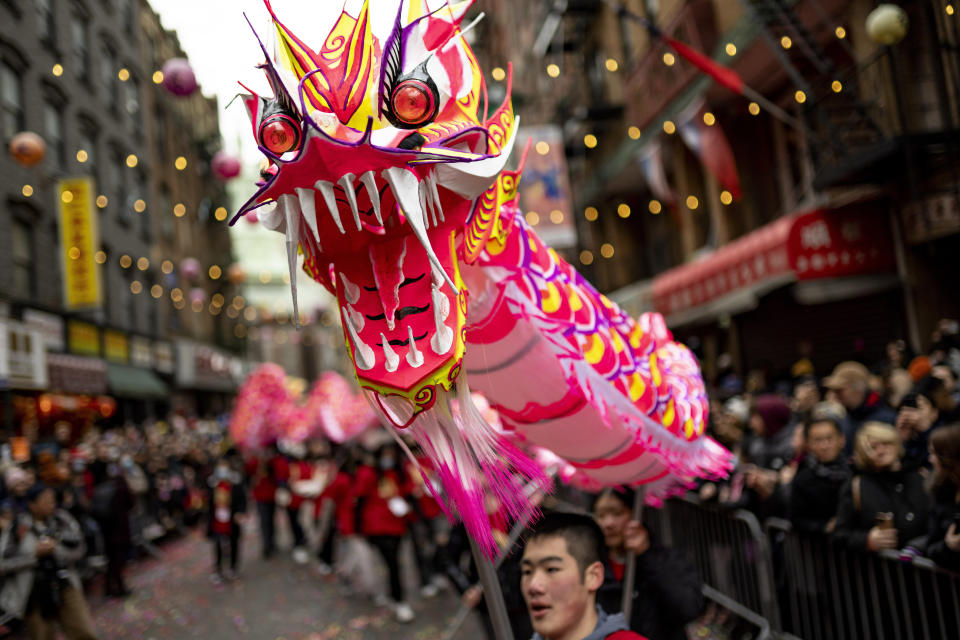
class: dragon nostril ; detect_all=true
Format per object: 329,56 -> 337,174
398,132 -> 426,150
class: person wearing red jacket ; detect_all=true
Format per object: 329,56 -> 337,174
286,448 -> 313,564
208,449 -> 247,583
405,451 -> 448,598
355,443 -> 415,623
245,444 -> 286,559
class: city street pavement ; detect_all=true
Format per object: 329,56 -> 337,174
86,520 -> 487,640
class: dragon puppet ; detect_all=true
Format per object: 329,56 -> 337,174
232,0 -> 731,555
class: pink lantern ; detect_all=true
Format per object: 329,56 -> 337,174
211,151 -> 241,181
9,132 -> 46,167
244,212 -> 259,224
189,288 -> 207,305
161,58 -> 198,97
180,257 -> 200,280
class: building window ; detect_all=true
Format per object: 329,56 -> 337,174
77,123 -> 97,180
100,44 -> 117,106
44,101 -> 65,170
71,15 -> 89,81
123,271 -> 136,330
1,62 -> 23,142
124,74 -> 139,116
11,217 -> 34,299
36,0 -> 56,47
110,149 -> 128,223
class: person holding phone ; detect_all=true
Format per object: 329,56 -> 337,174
834,423 -> 931,552
926,424 -> 960,570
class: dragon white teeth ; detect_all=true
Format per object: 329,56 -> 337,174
418,181 -> 435,229
278,194 -> 301,327
359,171 -> 383,225
381,333 -> 399,373
294,187 -> 321,247
427,173 -> 444,223
382,166 -> 459,295
346,305 -> 365,332
430,281 -> 454,355
339,272 -> 361,305
342,307 -> 375,370
405,326 -> 424,368
338,173 -> 362,231
314,180 -> 345,234
258,201 -> 285,232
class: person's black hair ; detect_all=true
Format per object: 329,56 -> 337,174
25,483 -> 53,504
803,415 -> 844,439
589,486 -> 634,513
915,375 -> 946,402
899,392 -> 920,411
525,511 -> 607,577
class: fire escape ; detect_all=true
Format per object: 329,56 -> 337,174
739,0 -> 896,188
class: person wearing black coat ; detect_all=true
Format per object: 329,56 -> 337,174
593,489 -> 703,640
790,416 -> 851,534
834,423 -> 931,552
926,425 -> 960,570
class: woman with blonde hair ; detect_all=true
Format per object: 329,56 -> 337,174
834,422 -> 931,552
926,424 -> 960,570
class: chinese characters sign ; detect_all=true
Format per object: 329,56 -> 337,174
58,178 -> 102,310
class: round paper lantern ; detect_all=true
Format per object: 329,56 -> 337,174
211,151 -> 241,181
161,58 -> 198,96
180,257 -> 201,280
244,212 -> 259,224
189,288 -> 207,305
227,264 -> 246,284
866,4 -> 909,45
9,132 -> 46,167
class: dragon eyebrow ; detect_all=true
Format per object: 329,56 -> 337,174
366,304 -> 429,322
376,331 -> 428,347
362,273 -> 425,292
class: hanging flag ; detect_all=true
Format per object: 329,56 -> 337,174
677,100 -> 742,200
662,35 -> 744,95
638,141 -> 678,208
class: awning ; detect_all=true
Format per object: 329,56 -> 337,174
107,364 -> 169,399
47,354 -> 108,395
652,207 -> 896,325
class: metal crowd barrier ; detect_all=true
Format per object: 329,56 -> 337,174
647,497 -> 960,640
647,497 -> 780,638
766,518 -> 960,640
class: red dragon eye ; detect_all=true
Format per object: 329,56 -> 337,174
391,80 -> 436,127
258,113 -> 302,155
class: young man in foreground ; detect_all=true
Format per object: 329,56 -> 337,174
521,512 -> 647,640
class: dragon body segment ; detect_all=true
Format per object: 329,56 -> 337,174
234,0 -> 730,553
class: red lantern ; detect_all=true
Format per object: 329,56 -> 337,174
161,58 -> 198,97
211,151 -> 241,181
9,132 -> 46,167
227,264 -> 246,284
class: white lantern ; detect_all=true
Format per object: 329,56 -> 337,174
866,4 -> 909,45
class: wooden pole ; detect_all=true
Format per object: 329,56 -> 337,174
468,535 -> 516,640
620,487 -> 646,621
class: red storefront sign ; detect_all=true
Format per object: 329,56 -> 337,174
652,208 -> 895,316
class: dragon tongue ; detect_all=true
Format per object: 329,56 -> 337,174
382,167 -> 459,295
369,238 -> 407,332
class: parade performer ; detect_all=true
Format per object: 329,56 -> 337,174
233,0 -> 731,553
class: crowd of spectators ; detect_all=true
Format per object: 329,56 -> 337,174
0,415 -> 226,637
699,319 -> 960,571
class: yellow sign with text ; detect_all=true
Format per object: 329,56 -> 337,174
58,178 -> 102,309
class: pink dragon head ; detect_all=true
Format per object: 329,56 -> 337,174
234,0 -> 519,422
